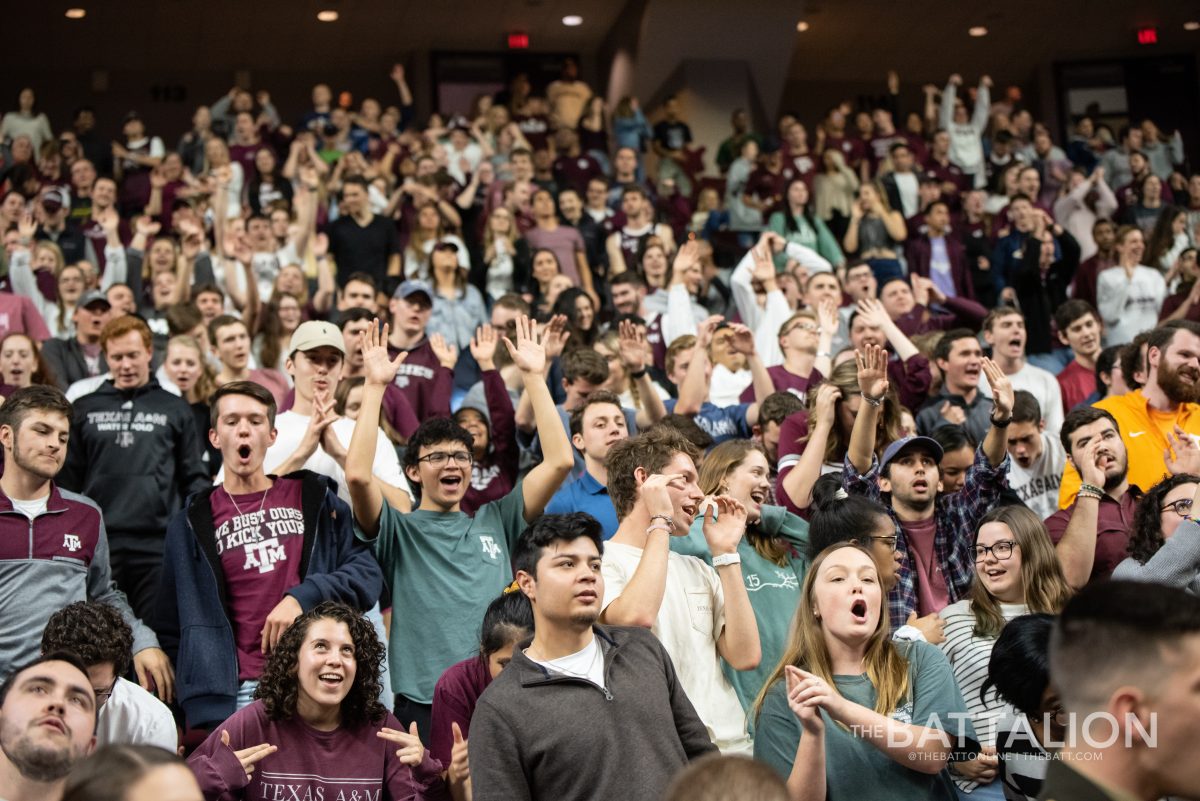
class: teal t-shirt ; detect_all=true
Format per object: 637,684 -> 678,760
669,504 -> 809,716
767,211 -> 845,270
753,640 -> 971,801
357,486 -> 525,703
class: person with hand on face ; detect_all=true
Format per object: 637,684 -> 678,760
0,652 -> 97,801
250,321 -> 411,512
429,589 -> 532,801
753,543 -> 974,801
600,427 -> 761,754
1056,321 -> 1200,509
0,386 -> 172,702
156,381 -> 382,728
1114,473 -> 1200,593
187,602 -> 447,801
669,440 -> 811,713
347,315 -> 573,741
845,343 -> 1014,629
470,514 -> 717,801
936,506 -> 1072,800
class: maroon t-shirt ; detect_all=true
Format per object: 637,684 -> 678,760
188,701 -> 448,801
821,134 -> 867,170
429,656 -> 492,766
1056,359 -> 1096,414
740,364 -> 821,404
211,478 -> 306,680
388,339 -> 454,421
901,516 -> 949,616
781,148 -> 818,192
1044,489 -> 1140,584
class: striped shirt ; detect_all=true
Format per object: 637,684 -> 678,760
938,599 -> 1028,793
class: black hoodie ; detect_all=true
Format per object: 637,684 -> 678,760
59,378 -> 210,537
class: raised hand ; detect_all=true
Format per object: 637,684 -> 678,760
540,314 -> 571,363
700,495 -> 748,556
696,314 -> 725,350
502,314 -> 547,375
855,298 -> 891,329
817,299 -> 839,339
220,730 -> 277,780
670,238 -> 701,285
727,322 -> 756,356
618,319 -> 648,372
910,275 -> 930,306
377,722 -> 426,767
750,244 -> 775,284
1165,425 -> 1200,476
640,473 -> 687,524
359,319 -> 407,386
312,232 -> 329,258
470,324 -> 500,370
1077,438 -> 1109,489
449,722 -> 471,788
429,333 -> 459,370
855,343 -> 889,400
391,64 -> 407,83
17,212 -> 37,242
811,382 -> 843,428
95,206 -> 120,235
981,356 -> 1013,419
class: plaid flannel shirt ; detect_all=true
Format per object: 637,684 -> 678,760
842,446 -> 1011,630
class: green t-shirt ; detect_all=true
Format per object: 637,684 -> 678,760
754,640 -> 971,801
357,486 -> 526,703
669,505 -> 809,716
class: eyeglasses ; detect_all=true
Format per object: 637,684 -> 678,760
1161,497 -> 1194,517
973,540 -> 1017,562
417,451 -> 473,467
869,535 -> 898,553
785,322 -> 820,335
94,677 -> 118,707
1048,704 -> 1069,727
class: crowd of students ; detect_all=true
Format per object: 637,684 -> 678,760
0,58 -> 1199,801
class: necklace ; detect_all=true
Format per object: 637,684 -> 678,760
225,481 -> 272,518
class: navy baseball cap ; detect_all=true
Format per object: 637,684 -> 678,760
879,436 -> 944,472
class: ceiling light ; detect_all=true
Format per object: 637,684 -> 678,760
796,21 -> 810,32
1185,21 -> 1200,31
317,9 -> 338,22
65,8 -> 86,18
969,26 -> 988,37
562,15 -> 583,26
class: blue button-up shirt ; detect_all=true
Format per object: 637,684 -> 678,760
545,471 -> 620,539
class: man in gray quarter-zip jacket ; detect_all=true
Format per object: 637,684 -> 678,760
469,513 -> 715,801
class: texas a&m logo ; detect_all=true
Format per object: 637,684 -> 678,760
62,534 -> 82,552
480,535 -> 501,560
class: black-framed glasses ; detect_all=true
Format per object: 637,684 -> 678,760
1161,497 -> 1194,517
869,535 -> 898,553
973,540 -> 1017,562
94,677 -> 118,707
417,451 -> 473,467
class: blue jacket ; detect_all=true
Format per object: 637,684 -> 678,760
153,470 -> 383,728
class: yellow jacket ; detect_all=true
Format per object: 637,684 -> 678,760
1058,390 -> 1200,508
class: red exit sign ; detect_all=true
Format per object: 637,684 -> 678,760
508,32 -> 529,49
1137,26 -> 1158,44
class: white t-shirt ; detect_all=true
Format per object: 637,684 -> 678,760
709,363 -> 753,408
977,362 -> 1065,440
218,412 -> 414,504
95,677 -> 177,751
9,495 -> 49,521
1097,265 -> 1166,348
526,634 -> 605,689
601,541 -> 751,754
1008,432 -> 1066,521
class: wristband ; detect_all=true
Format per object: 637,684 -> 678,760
817,351 -> 832,359
990,415 -> 1012,428
1078,483 -> 1105,499
646,524 -> 673,537
862,392 -> 884,407
649,513 -> 674,528
712,552 -> 742,568
629,367 -> 648,379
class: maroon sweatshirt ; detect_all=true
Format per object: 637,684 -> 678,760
389,338 -> 454,421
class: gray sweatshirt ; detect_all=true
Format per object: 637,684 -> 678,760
469,625 -> 716,801
1112,518 -> 1200,595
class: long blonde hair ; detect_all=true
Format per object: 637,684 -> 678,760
969,506 -> 1072,638
802,360 -> 904,463
699,440 -> 790,566
483,208 -> 518,265
754,543 -> 909,723
167,335 -> 217,403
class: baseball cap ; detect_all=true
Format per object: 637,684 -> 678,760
124,110 -> 143,124
879,436 -> 944,472
288,320 -> 345,355
393,279 -> 433,302
78,290 -> 111,310
41,186 -> 69,212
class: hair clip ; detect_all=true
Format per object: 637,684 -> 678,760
835,488 -> 849,500
502,579 -> 521,594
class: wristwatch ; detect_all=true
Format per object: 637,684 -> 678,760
712,553 -> 742,568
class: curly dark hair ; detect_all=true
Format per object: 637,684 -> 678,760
254,601 -> 387,729
40,602 -> 133,677
1128,473 -> 1200,564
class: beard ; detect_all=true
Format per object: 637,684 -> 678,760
0,721 -> 78,782
11,441 -> 58,482
1104,460 -> 1129,492
1158,361 -> 1200,405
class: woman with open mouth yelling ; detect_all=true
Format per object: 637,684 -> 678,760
188,602 -> 448,801
753,543 -> 974,801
